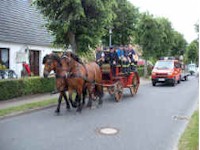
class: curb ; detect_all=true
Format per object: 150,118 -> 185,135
0,104 -> 57,120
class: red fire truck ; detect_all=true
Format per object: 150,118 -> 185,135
151,57 -> 182,86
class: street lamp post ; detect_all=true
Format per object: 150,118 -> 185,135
109,28 -> 112,47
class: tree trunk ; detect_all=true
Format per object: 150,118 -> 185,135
67,31 -> 77,53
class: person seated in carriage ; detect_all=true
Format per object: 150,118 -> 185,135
128,44 -> 138,72
116,45 -> 124,65
122,45 -> 131,74
109,46 -> 118,76
95,46 -> 105,67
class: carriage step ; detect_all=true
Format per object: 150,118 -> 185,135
126,85 -> 133,87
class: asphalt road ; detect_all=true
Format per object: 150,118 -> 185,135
0,76 -> 198,150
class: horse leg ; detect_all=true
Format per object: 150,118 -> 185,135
63,91 -> 70,110
86,85 -> 93,108
55,93 -> 62,113
87,93 -> 92,108
96,85 -> 104,105
82,86 -> 87,106
68,90 -> 77,108
76,91 -> 83,113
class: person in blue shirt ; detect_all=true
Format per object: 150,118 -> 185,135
116,45 -> 124,65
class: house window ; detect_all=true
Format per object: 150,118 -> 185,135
0,48 -> 9,69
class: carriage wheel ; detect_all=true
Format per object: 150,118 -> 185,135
108,86 -> 115,95
130,74 -> 139,96
114,81 -> 123,102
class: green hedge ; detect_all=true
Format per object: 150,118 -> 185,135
0,77 -> 55,101
137,66 -> 152,77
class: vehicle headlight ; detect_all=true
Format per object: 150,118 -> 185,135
168,72 -> 173,75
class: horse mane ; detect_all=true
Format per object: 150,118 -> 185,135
70,53 -> 84,65
42,53 -> 61,65
42,55 -> 48,64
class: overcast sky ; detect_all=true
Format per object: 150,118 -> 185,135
128,0 -> 199,43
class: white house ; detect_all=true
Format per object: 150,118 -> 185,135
0,0 -> 63,77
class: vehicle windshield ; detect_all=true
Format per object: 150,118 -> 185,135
154,61 -> 174,69
188,64 -> 196,70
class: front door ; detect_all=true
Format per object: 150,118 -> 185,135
29,50 -> 39,76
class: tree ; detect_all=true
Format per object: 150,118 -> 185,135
134,12 -> 160,77
185,40 -> 199,64
34,0 -> 116,52
102,0 -> 139,46
170,30 -> 187,56
154,17 -> 174,58
135,12 -> 160,59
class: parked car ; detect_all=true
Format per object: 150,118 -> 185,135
0,70 -> 18,79
188,63 -> 197,75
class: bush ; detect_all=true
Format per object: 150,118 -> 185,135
0,77 -> 55,101
137,65 -> 152,77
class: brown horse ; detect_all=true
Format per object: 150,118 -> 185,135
61,51 -> 103,112
43,53 -> 76,113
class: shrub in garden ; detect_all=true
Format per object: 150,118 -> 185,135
0,77 -> 55,101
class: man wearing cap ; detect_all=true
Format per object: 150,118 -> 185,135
109,46 -> 118,76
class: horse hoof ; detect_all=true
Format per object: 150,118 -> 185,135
71,102 -> 77,108
55,109 -> 60,113
98,100 -> 103,105
87,103 -> 92,108
76,108 -> 82,113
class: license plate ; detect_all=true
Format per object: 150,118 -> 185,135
158,78 -> 165,81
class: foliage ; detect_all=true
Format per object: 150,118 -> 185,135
185,40 -> 199,64
137,66 -> 152,77
170,30 -> 187,56
0,77 -> 55,100
178,110 -> 199,150
33,0 -> 116,53
0,63 -> 7,70
102,0 -> 139,46
154,17 -> 174,58
135,12 -> 161,59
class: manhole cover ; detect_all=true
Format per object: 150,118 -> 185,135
172,115 -> 189,121
97,127 -> 119,135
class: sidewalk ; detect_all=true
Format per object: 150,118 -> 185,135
0,77 -> 150,110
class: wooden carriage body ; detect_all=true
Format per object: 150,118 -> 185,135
100,63 -> 140,101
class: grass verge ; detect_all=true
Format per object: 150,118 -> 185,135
178,110 -> 199,150
0,98 -> 57,117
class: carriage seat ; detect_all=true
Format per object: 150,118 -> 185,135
101,64 -> 111,73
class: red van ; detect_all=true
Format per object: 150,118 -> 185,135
151,57 -> 182,86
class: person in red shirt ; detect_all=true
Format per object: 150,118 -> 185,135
22,62 -> 31,76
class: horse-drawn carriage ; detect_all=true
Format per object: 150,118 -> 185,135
100,62 -> 140,102
42,51 -> 140,113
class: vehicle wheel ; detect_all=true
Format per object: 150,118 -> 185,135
185,76 -> 188,81
171,78 -> 176,86
114,81 -> 123,102
130,73 -> 140,96
177,76 -> 181,84
152,82 -> 156,86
